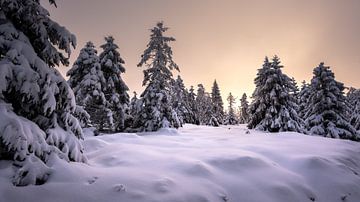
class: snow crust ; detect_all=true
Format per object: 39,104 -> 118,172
1,124 -> 360,202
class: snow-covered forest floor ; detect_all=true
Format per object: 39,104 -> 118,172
1,124 -> 360,202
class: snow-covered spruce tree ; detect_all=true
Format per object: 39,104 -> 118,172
211,80 -> 225,124
346,88 -> 360,130
172,75 -> 194,125
248,56 -> 303,132
350,97 -> 360,131
129,91 -> 139,119
304,63 -> 359,140
289,77 -> 299,96
99,36 -> 130,131
239,93 -> 249,124
185,86 -> 199,124
225,93 -> 238,125
67,42 -> 112,131
0,0 -> 86,186
346,87 -> 360,119
297,81 -> 311,119
196,84 -> 218,126
132,22 -> 180,131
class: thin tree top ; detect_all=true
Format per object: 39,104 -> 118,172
100,36 -> 126,73
137,22 -> 179,71
138,22 -> 179,87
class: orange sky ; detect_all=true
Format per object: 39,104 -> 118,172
45,0 -> 360,105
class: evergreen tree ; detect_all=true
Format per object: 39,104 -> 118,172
225,93 -> 238,125
171,75 -> 188,126
129,91 -> 139,118
132,22 -> 180,131
67,42 -> 112,131
346,87 -> 360,118
297,81 -> 311,119
0,0 -> 86,186
186,86 -> 199,124
350,97 -> 360,131
211,80 -> 225,124
195,84 -> 217,126
289,77 -> 299,96
304,63 -> 359,140
248,56 -> 303,132
99,36 -> 130,131
239,93 -> 249,124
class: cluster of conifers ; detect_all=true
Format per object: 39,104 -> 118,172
0,0 -> 359,187
68,22 -> 360,142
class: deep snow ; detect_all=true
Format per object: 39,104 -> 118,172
1,124 -> 360,202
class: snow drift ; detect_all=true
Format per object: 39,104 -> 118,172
1,124 -> 360,202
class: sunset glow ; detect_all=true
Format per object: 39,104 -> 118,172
45,0 -> 360,101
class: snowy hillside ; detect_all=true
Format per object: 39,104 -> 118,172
1,124 -> 360,202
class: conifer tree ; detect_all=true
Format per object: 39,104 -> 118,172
129,91 -> 139,117
248,56 -> 303,132
225,93 -> 238,125
298,81 -> 311,119
67,42 -> 112,131
290,77 -> 299,96
346,87 -> 360,119
171,75 -> 188,126
0,0 -> 86,186
99,36 -> 130,131
196,84 -> 217,126
132,22 -> 180,131
186,86 -> 199,124
211,80 -> 225,124
304,63 -> 359,140
239,93 -> 249,124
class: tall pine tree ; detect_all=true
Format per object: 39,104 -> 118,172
0,0 -> 86,186
211,80 -> 225,124
185,86 -> 199,124
196,84 -> 217,126
248,56 -> 303,132
132,22 -> 180,131
67,42 -> 112,131
297,81 -> 311,119
239,93 -> 249,124
304,63 -> 359,140
99,36 -> 130,131
225,93 -> 238,125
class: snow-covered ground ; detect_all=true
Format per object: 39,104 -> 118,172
1,124 -> 360,202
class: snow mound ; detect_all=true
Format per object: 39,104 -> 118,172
1,124 -> 360,202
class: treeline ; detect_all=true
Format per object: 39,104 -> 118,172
68,23 -> 360,141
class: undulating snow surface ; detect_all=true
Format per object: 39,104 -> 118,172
1,125 -> 360,202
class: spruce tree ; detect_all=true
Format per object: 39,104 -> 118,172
211,80 -> 225,124
132,22 -> 180,131
67,42 -> 112,131
248,56 -> 303,132
304,63 -> 359,140
225,93 -> 238,125
171,75 -> 188,126
186,86 -> 200,124
0,0 -> 86,186
346,87 -> 360,119
99,36 -> 130,131
239,93 -> 249,124
298,81 -> 311,119
196,84 -> 217,126
290,77 -> 299,96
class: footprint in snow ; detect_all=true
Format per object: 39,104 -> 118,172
114,184 -> 126,192
87,176 -> 98,184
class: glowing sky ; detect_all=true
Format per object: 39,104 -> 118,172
45,0 -> 360,104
